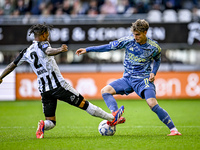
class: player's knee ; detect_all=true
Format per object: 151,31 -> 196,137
146,98 -> 158,110
101,85 -> 115,95
101,87 -> 106,94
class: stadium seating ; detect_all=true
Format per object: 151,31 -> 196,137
178,9 -> 192,22
147,10 -> 162,22
163,9 -> 177,22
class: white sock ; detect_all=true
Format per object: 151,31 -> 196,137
44,120 -> 55,130
170,127 -> 178,132
86,102 -> 114,121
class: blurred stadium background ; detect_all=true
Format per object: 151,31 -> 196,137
0,0 -> 200,101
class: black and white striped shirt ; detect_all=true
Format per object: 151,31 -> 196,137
14,41 -> 66,93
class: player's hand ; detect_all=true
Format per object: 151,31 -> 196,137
149,73 -> 155,82
61,44 -> 68,52
76,48 -> 87,56
0,78 -> 2,84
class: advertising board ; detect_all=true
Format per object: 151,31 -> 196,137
16,72 -> 200,100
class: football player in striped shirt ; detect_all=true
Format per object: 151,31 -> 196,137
76,19 -> 181,136
0,23 -> 124,139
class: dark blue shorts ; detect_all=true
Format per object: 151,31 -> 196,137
109,76 -> 156,99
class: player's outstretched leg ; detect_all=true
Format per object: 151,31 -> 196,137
36,120 -> 44,139
85,102 -> 115,121
107,105 -> 125,126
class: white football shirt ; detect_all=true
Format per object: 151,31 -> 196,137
14,41 -> 67,93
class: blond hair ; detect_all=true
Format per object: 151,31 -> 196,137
131,19 -> 149,33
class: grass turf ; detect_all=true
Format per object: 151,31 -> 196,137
0,100 -> 199,150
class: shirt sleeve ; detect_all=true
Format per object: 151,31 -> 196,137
13,48 -> 27,66
38,41 -> 51,53
109,36 -> 133,50
152,56 -> 161,75
152,46 -> 161,75
86,44 -> 112,52
86,35 -> 133,52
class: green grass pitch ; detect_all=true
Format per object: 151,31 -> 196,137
0,100 -> 200,150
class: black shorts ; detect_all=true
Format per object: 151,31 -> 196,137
41,86 -> 87,117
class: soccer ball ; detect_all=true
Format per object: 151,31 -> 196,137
98,120 -> 116,136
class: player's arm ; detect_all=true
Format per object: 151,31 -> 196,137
0,47 -> 27,84
76,44 -> 112,56
45,44 -> 68,56
76,36 -> 130,56
152,50 -> 161,75
149,53 -> 161,82
0,62 -> 17,84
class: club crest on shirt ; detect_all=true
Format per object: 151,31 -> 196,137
143,51 -> 151,57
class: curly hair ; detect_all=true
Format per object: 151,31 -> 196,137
29,23 -> 53,37
130,19 -> 149,33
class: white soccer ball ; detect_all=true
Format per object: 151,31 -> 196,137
98,120 -> 116,136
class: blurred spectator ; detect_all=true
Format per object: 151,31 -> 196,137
100,0 -> 117,15
182,0 -> 199,10
87,8 -> 98,17
31,0 -> 53,15
87,0 -> 99,13
134,0 -> 150,13
0,0 -> 4,7
62,0 -> 73,14
151,0 -> 164,11
70,0 -> 88,16
0,7 -> 3,15
2,0 -> 14,15
117,0 -> 131,14
12,8 -> 20,16
51,0 -> 63,13
163,0 -> 182,11
15,0 -> 30,15
54,6 -> 66,22
192,6 -> 200,22
11,10 -> 30,25
0,7 -> 4,24
38,7 -> 53,23
46,1 -> 54,14
32,1 -> 53,17
97,0 -> 105,7
55,6 -> 63,16
22,11 -> 33,24
31,0 -> 43,15
86,0 -> 99,17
